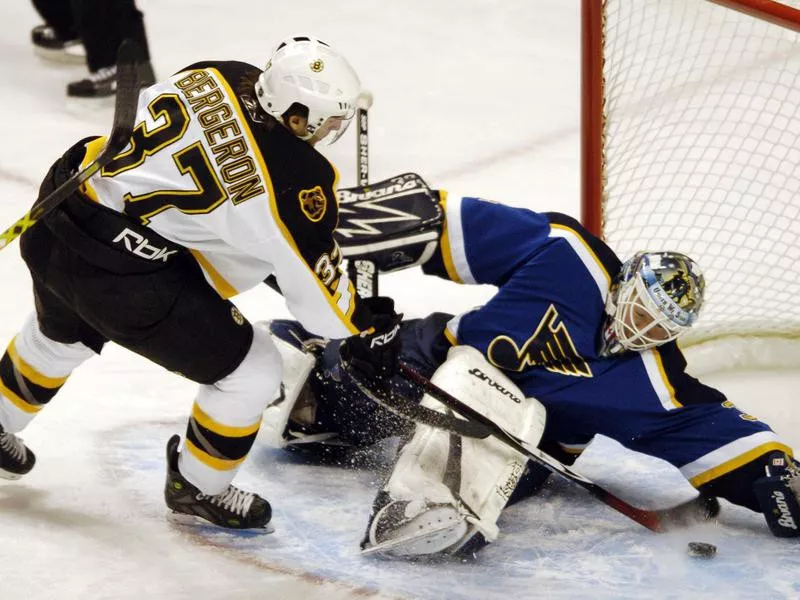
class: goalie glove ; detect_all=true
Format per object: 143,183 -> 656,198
340,297 -> 403,391
753,452 -> 800,537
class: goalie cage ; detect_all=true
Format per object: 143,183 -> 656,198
581,0 -> 800,375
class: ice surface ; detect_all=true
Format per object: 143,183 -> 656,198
1,1 -> 799,599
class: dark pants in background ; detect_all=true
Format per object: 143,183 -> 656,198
31,0 -> 151,71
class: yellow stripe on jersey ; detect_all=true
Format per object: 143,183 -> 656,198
689,442 -> 794,487
438,191 -> 463,284
7,338 -> 68,389
210,70 -> 359,335
184,438 -> 245,471
0,380 -> 42,414
79,136 -> 108,202
652,347 -> 682,408
444,326 -> 458,346
189,249 -> 239,299
549,223 -> 612,290
344,280 -> 358,320
333,274 -> 357,319
191,403 -> 261,438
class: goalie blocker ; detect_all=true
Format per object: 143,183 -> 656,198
262,173 -> 443,298
335,172 -> 443,297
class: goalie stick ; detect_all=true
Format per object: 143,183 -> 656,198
350,362 -> 719,533
0,39 -> 143,251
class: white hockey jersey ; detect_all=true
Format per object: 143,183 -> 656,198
77,61 -> 371,338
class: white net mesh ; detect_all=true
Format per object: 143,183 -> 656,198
599,0 -> 800,352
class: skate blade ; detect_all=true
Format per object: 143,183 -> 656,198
0,470 -> 23,481
361,520 -> 466,557
34,46 -> 86,65
166,511 -> 275,535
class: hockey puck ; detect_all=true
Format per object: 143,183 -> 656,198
687,542 -> 717,558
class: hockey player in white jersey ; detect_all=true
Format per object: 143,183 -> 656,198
0,36 -> 401,530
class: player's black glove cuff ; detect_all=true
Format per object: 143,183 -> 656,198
340,296 -> 403,391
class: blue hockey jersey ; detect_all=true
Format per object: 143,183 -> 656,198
422,194 -> 789,487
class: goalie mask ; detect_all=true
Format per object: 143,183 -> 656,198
600,251 -> 705,356
254,36 -> 360,145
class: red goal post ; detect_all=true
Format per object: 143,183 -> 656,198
581,0 -> 800,373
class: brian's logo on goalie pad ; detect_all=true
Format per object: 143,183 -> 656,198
298,186 -> 327,222
468,368 -> 523,404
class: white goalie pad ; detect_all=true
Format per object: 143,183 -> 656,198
254,322 -> 317,448
365,345 -> 547,556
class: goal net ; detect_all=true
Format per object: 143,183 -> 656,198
581,0 -> 800,373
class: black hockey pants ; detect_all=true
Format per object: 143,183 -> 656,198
19,139 -> 253,385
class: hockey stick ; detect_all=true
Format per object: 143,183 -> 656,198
347,90 -> 380,298
392,361 -> 718,533
0,40 -> 143,251
356,90 -> 372,188
348,374 -> 493,439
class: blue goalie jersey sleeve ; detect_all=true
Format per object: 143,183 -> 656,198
422,194 -> 552,286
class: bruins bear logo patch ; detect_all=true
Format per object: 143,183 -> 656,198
299,186 -> 327,222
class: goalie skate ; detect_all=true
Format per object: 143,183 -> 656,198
361,494 -> 468,557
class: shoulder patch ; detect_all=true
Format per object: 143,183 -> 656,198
299,185 -> 327,222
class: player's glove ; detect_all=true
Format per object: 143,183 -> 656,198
340,296 -> 403,392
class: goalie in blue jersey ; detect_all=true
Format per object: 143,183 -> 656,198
260,173 -> 800,556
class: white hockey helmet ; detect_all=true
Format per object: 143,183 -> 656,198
600,251 -> 705,355
254,36 -> 361,145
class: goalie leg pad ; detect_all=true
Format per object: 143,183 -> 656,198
255,321 -> 319,448
362,345 -> 547,557
258,320 -> 391,455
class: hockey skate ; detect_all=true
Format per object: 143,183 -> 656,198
163,435 -> 272,531
67,61 -> 156,98
0,424 -> 36,480
361,491 -> 468,557
31,24 -> 84,64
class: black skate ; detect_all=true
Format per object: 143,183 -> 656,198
67,61 -> 156,98
163,435 -> 271,530
31,24 -> 84,64
0,424 -> 36,480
